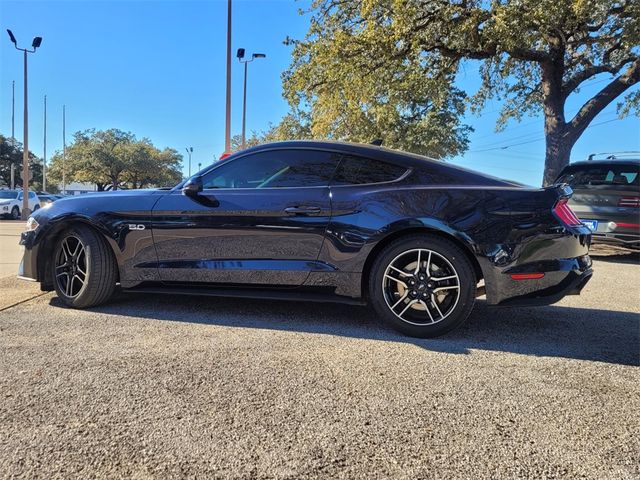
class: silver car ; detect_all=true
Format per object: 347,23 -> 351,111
556,158 -> 640,249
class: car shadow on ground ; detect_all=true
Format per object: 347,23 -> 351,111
51,293 -> 640,367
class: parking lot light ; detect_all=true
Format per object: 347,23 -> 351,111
6,29 -> 43,220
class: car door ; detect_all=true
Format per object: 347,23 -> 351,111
151,148 -> 342,286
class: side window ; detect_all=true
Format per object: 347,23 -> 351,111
29,192 -> 37,199
17,192 -> 22,200
331,155 -> 407,186
202,149 -> 341,189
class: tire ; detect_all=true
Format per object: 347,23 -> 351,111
368,234 -> 476,338
52,224 -> 117,308
33,204 -> 40,212
10,206 -> 19,220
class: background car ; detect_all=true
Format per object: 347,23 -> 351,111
37,194 -> 60,207
19,141 -> 592,338
0,190 -> 40,219
556,158 -> 640,249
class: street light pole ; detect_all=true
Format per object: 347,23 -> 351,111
185,147 -> 193,177
11,80 -> 15,189
224,0 -> 232,155
62,105 -> 66,194
236,49 -> 266,150
7,29 -> 42,219
43,94 -> 47,192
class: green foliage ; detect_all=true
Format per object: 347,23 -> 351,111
0,134 -> 43,189
230,112 -> 313,152
46,129 -> 184,190
284,0 -> 640,181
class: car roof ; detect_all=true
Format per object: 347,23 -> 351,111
567,158 -> 640,167
238,140 -> 441,165
232,140 -> 523,186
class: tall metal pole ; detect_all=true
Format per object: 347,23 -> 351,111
43,94 -> 47,192
11,80 -> 15,142
62,105 -> 66,194
185,147 -> 193,177
21,49 -> 29,219
224,0 -> 232,154
241,61 -> 248,150
11,80 -> 15,189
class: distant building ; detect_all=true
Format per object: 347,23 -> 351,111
61,182 -> 97,195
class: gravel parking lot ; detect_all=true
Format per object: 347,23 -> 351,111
0,221 -> 638,478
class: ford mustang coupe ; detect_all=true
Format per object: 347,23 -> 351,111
18,141 -> 593,337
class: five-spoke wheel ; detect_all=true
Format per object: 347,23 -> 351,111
55,235 -> 88,298
52,225 -> 117,308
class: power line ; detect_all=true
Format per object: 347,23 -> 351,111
468,117 -> 624,153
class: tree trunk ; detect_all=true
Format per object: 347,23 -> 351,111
540,61 -> 572,187
542,124 -> 573,186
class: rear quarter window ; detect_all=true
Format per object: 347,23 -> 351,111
331,155 -> 407,185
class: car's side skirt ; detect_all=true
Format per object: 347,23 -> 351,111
120,284 -> 367,306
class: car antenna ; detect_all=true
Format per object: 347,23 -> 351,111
370,139 -> 383,146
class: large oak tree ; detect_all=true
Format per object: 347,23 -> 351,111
284,0 -> 639,184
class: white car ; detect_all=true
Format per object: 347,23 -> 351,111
0,190 -> 41,219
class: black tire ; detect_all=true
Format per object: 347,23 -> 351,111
33,204 -> 40,212
368,234 -> 476,338
10,206 -> 19,220
52,224 -> 117,308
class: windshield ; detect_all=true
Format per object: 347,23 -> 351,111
557,164 -> 639,188
0,191 -> 18,199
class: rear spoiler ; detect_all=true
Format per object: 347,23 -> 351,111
548,183 -> 573,200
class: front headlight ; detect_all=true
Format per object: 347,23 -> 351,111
25,217 -> 39,232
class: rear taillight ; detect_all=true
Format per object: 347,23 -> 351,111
618,196 -> 640,208
553,198 -> 582,227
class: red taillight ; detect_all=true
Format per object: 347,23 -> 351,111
618,196 -> 640,208
553,198 -> 582,227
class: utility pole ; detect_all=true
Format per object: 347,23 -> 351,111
43,94 -> 47,192
7,30 -> 42,219
224,0 -> 232,154
62,105 -> 66,194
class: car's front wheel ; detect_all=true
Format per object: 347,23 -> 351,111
369,235 -> 476,338
10,206 -> 19,220
52,225 -> 117,308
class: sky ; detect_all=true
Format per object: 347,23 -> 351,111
0,0 -> 638,186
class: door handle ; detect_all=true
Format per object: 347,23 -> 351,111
284,205 -> 322,215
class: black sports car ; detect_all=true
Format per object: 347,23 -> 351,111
18,141 -> 593,337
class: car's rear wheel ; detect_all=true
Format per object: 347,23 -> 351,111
369,235 -> 476,338
10,206 -> 19,220
52,225 -> 117,308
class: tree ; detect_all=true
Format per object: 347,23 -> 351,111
47,129 -> 183,190
121,143 -> 183,188
0,134 -> 43,190
285,0 -> 640,184
230,113 -> 315,153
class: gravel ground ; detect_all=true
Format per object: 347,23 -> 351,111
0,246 -> 638,479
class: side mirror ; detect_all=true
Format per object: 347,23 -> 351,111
182,176 -> 203,196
